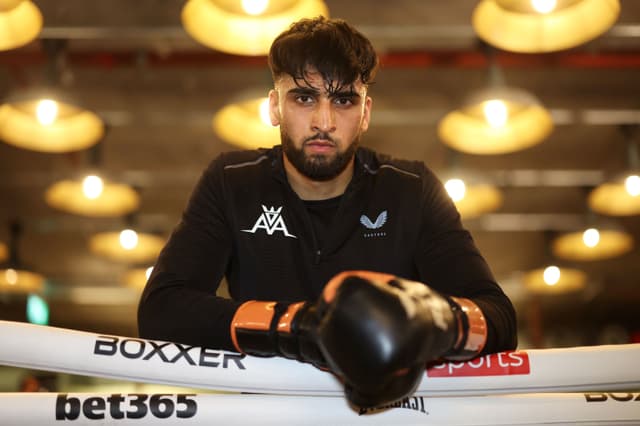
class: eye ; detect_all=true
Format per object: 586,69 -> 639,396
295,95 -> 315,104
334,97 -> 354,106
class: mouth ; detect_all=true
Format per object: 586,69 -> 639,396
304,139 -> 335,154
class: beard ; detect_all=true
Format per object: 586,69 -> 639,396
281,129 -> 359,181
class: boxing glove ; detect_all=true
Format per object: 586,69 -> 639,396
230,300 -> 327,370
315,270 -> 487,407
231,270 -> 487,408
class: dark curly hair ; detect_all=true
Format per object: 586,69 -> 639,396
268,16 -> 379,92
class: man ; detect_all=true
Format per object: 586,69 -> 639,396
138,16 -> 517,408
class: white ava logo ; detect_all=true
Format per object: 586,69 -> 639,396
360,210 -> 388,230
242,205 -> 297,238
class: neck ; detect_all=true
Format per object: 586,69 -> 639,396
283,154 -> 354,201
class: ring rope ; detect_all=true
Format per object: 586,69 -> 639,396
1,320 -> 639,396
1,392 -> 640,425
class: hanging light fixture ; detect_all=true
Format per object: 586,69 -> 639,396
0,221 -> 45,294
181,0 -> 329,56
44,143 -> 140,217
438,59 -> 553,155
523,264 -> 586,294
123,266 -> 154,290
0,39 -> 105,153
589,125 -> 640,216
89,228 -> 164,264
0,241 -> 7,262
472,0 -> 621,53
213,93 -> 280,148
0,87 -> 105,153
444,174 -> 502,219
0,0 -> 42,51
45,174 -> 140,218
552,226 -> 633,261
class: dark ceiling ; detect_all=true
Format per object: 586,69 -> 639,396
1,0 -> 640,348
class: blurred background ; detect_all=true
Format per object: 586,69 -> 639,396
1,0 -> 639,391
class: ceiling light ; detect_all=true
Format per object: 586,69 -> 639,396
181,0 -> 329,56
438,85 -> 553,154
0,0 -> 42,51
589,174 -> 640,216
472,0 -> 621,53
523,265 -> 586,294
624,175 -> 640,197
45,174 -> 140,218
89,230 -> 164,263
589,125 -> 640,216
552,228 -> 633,261
213,96 -> 281,148
0,87 -> 105,153
0,267 -> 45,293
444,177 -> 503,220
123,266 -> 153,290
0,221 -> 45,294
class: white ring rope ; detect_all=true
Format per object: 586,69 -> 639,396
1,320 -> 639,396
1,392 -> 640,425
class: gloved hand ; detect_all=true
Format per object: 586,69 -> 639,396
314,270 -> 488,407
230,300 -> 327,370
230,270 -> 487,408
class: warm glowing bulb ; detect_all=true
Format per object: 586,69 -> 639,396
583,228 -> 600,248
5,268 -> 18,285
625,175 -> 640,197
0,1 -> 24,13
242,0 -> 269,15
483,100 -> 508,128
36,99 -> 58,125
543,266 -> 561,286
531,0 -> 557,14
445,178 -> 466,202
119,229 -> 138,250
82,175 -> 104,199
259,98 -> 272,126
145,266 -> 153,280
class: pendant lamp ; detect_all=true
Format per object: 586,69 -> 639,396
181,0 -> 329,56
0,0 -> 42,51
45,176 -> 140,218
442,155 -> 503,219
89,228 -> 164,264
438,61 -> 553,155
589,125 -> 640,216
472,0 -> 621,53
552,226 -> 633,261
0,87 -> 105,153
123,266 -> 153,290
213,94 -> 280,148
0,39 -> 105,153
523,264 -> 586,294
0,241 -> 7,262
0,221 -> 45,294
44,144 -> 140,217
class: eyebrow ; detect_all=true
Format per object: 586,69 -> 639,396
287,86 -> 362,100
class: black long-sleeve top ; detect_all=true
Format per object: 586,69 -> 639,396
138,146 -> 517,353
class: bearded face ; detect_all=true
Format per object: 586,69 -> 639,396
280,128 -> 361,181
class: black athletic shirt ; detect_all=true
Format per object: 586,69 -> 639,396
138,146 -> 517,353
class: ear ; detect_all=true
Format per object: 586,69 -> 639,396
360,96 -> 372,132
268,89 -> 281,126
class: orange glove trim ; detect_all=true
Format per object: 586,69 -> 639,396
323,270 -> 395,303
451,297 -> 488,358
230,301 -> 276,353
276,302 -> 305,333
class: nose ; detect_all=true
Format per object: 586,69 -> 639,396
311,99 -> 336,133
